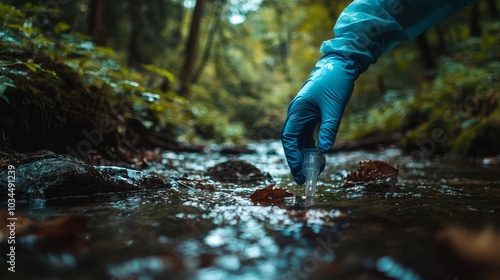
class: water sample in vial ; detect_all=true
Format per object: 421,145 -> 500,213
302,148 -> 325,198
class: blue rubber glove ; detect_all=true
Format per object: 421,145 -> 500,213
282,0 -> 475,184
281,55 -> 360,184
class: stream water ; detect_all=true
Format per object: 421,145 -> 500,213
3,141 -> 500,280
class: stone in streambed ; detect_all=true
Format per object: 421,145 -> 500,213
0,157 -> 171,199
206,159 -> 272,183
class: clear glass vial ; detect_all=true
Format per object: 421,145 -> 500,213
302,148 -> 325,198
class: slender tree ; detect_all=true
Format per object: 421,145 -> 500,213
179,0 -> 207,97
415,32 -> 436,72
275,4 -> 291,81
192,1 -> 225,84
487,0 -> 499,19
127,2 -> 146,69
88,0 -> 107,45
434,25 -> 448,55
469,1 -> 482,37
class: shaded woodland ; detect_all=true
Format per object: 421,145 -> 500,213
1,3 -> 500,279
0,0 -> 499,157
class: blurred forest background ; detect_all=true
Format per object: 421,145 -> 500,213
0,0 -> 499,157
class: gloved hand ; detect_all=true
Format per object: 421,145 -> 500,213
281,54 -> 359,184
281,0 -> 475,184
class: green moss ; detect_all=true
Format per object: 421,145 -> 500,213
451,106 -> 500,155
0,53 -> 117,152
401,60 -> 499,156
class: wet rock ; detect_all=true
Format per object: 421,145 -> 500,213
0,157 -> 171,199
218,145 -> 256,155
206,159 -> 272,183
177,178 -> 220,191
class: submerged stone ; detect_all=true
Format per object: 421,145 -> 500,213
206,159 -> 272,183
0,156 -> 171,199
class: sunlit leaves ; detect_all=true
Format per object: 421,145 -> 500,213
23,60 -> 60,80
21,2 -> 62,17
0,76 -> 16,103
0,59 -> 60,84
0,3 -> 25,21
54,21 -> 71,34
142,64 -> 175,83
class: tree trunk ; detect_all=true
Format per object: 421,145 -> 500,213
192,2 -> 224,84
487,0 -> 499,19
275,5 -> 291,81
88,0 -> 107,45
415,32 -> 436,72
469,1 -> 482,37
434,25 -> 448,55
179,0 -> 206,97
322,0 -> 337,22
127,3 -> 145,69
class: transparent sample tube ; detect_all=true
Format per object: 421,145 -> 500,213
302,148 -> 324,198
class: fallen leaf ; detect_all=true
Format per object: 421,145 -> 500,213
28,215 -> 87,240
144,150 -> 163,162
0,209 -> 87,243
158,252 -> 185,270
249,184 -> 294,205
343,160 -> 399,191
0,210 -> 33,240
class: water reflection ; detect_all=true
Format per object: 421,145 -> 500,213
2,141 -> 500,279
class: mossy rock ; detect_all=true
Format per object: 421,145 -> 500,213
0,53 -> 118,153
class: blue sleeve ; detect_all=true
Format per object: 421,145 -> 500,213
320,0 -> 476,73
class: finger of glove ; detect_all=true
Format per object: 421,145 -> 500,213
281,95 -> 319,184
318,153 -> 326,175
317,73 -> 355,153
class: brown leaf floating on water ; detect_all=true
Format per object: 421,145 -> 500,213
0,209 -> 87,242
0,210 -> 33,240
343,160 -> 399,191
249,184 -> 294,204
29,215 -> 87,240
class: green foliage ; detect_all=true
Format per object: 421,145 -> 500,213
0,2 -> 245,146
338,12 -> 500,156
0,76 -> 16,103
1,0 -> 498,150
401,20 -> 500,155
339,90 -> 415,142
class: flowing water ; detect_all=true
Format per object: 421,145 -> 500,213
2,141 -> 500,280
